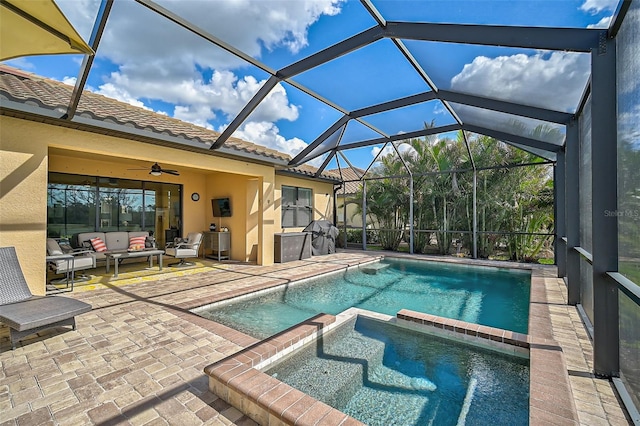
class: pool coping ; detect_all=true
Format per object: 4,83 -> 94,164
204,312 -> 365,426
200,261 -> 579,426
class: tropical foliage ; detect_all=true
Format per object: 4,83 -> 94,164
349,130 -> 554,262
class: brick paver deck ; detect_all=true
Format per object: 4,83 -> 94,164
0,251 -> 632,425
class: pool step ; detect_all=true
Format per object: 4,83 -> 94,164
360,263 -> 390,275
264,319 -> 386,410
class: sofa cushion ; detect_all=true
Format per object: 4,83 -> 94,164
104,232 -> 130,251
46,238 -> 63,256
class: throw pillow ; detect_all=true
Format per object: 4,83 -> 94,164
129,236 -> 147,251
58,242 -> 74,253
90,237 -> 107,252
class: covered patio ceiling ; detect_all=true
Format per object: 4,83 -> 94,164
0,0 -> 630,179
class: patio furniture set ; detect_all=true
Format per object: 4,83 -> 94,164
0,232 -> 204,349
46,231 -> 204,283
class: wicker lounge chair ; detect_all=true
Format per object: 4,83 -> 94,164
0,246 -> 92,349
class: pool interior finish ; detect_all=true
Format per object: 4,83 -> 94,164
264,315 -> 529,426
194,258 -> 530,339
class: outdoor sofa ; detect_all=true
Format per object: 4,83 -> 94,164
75,231 -> 155,262
0,246 -> 92,349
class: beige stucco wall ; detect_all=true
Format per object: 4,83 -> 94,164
0,116 -> 49,295
1,114 -> 337,292
336,195 -> 365,228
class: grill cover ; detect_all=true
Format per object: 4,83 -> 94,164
303,220 -> 339,255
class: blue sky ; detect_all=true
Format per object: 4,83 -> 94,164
3,0 -> 621,170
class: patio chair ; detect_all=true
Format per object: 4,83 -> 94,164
165,232 -> 203,267
46,238 -> 96,283
0,246 -> 92,349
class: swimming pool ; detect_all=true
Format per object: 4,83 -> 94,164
264,315 -> 529,425
194,258 -> 530,338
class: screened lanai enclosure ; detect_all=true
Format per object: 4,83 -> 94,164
1,0 -> 639,419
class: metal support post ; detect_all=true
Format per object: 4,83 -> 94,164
591,36 -> 619,378
362,180 -> 367,250
565,121 -> 581,305
473,170 -> 478,259
409,176 -> 414,254
555,151 -> 567,277
342,186 -> 347,249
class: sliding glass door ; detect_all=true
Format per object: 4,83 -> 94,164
48,173 -> 181,247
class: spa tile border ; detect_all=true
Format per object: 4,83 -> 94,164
396,309 -> 530,350
204,313 -> 365,426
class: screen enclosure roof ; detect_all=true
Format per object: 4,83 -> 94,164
0,0 -> 629,181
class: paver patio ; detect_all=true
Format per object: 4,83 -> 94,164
0,252 -> 632,425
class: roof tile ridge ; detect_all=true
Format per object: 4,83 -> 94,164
1,65 -> 301,165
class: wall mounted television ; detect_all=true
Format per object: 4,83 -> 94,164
212,197 -> 232,217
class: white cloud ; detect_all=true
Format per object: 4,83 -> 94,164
580,0 -> 619,14
232,121 -> 308,158
54,0 -> 342,157
370,141 -> 414,160
94,82 -> 152,110
450,51 -> 591,113
173,105 -> 215,130
587,15 -> 612,28
62,76 -> 76,86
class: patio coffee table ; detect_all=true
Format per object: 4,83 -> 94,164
104,249 -> 164,278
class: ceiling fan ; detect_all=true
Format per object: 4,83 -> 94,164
128,162 -> 180,176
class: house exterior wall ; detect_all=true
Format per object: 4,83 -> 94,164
1,115 -> 333,292
336,194 -> 365,228
0,116 -> 49,295
205,171 -> 274,264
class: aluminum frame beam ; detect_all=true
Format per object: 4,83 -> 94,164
384,22 -> 602,52
277,26 -> 384,78
439,90 -> 573,124
463,124 -> 562,153
290,116 -> 350,165
335,124 -> 460,151
212,76 -> 279,149
350,92 -> 437,118
64,0 -> 112,120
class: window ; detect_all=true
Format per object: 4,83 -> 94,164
282,185 -> 312,227
48,172 -> 181,246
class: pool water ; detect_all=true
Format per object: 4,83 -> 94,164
264,316 -> 530,426
195,258 -> 530,338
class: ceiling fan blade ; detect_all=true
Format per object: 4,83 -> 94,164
163,170 -> 180,176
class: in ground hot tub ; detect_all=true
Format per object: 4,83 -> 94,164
204,308 -> 531,426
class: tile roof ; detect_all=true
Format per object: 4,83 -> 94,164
326,167 -> 365,194
0,65 -> 337,181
